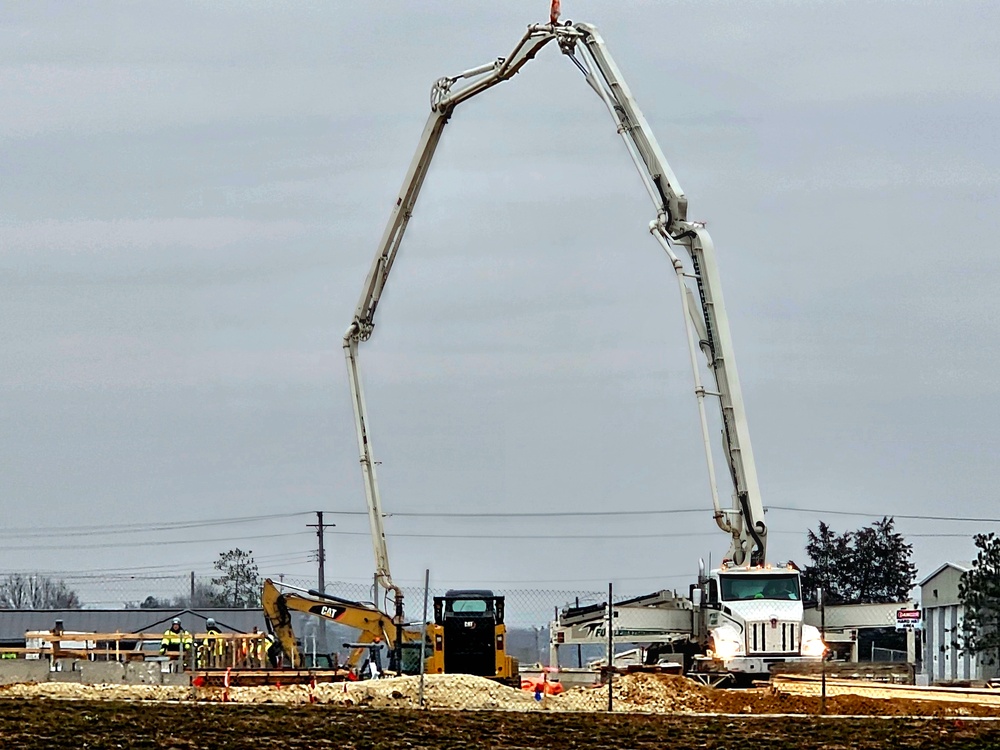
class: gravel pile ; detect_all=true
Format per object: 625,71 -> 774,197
551,673 -> 712,713
5,673 -> 999,717
211,674 -> 542,710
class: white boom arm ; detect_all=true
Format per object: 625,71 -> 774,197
343,25 -> 562,600
344,21 -> 768,602
568,25 -> 768,565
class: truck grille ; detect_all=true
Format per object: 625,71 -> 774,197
746,620 -> 798,655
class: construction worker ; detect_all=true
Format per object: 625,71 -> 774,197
199,617 -> 225,668
355,637 -> 383,680
160,618 -> 193,659
252,626 -> 272,668
264,631 -> 280,669
240,626 -> 261,668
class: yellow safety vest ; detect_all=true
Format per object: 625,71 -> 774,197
160,629 -> 193,653
203,629 -> 225,656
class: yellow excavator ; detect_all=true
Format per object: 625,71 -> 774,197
261,578 -> 425,674
261,578 -> 518,682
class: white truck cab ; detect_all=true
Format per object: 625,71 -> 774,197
701,564 -> 825,675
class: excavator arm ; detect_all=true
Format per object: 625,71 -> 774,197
262,578 -> 411,670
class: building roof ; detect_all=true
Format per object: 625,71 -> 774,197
919,561 -> 972,587
0,608 -> 265,645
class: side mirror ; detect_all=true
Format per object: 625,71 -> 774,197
692,588 -> 703,608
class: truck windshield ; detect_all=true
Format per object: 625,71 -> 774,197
719,574 -> 800,602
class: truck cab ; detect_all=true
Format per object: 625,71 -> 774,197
700,564 -> 825,676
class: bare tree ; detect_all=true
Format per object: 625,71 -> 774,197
212,549 -> 261,608
0,573 -> 82,609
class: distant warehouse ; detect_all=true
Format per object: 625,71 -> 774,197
921,562 -> 997,684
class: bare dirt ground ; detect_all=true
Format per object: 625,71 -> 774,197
2,700 -> 1000,749
4,673 -> 1000,716
4,674 -> 1000,748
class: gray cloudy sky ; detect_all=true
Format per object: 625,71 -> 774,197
2,1 -> 998,606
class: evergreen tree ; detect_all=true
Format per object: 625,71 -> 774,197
958,533 -> 1000,666
800,522 -> 853,604
801,517 -> 915,604
851,517 -> 916,602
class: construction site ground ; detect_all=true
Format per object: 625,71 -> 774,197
3,673 -> 1000,748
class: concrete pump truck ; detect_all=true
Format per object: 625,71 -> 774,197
331,4 -> 825,683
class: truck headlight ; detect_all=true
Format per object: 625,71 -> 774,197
800,624 -> 827,657
710,625 -> 744,660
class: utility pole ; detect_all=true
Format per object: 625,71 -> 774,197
307,512 -> 336,594
307,512 -> 336,662
190,571 -> 195,606
607,582 -> 614,713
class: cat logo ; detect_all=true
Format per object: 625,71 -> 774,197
310,604 -> 345,620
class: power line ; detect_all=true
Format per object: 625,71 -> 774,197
312,509 -> 709,518
0,531 -> 310,553
0,524 -> 975,556
18,551 -> 312,578
41,555 -> 317,582
386,509 -> 707,518
322,528 -> 976,541
2,505 -> 990,541
329,507 -> 1000,523
0,511 -> 311,539
325,530 -> 789,540
768,505 -> 1000,523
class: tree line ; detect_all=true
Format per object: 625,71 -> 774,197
0,548 -> 261,610
795,516 -> 998,667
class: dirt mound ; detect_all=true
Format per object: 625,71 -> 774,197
214,674 -> 542,711
4,673 -> 1000,718
553,673 -> 1000,717
552,673 -> 713,713
0,674 -> 541,711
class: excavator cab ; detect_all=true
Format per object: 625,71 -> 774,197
433,590 -> 518,683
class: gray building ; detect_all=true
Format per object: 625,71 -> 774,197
920,562 -> 996,684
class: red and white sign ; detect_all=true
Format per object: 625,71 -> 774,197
896,608 -> 921,628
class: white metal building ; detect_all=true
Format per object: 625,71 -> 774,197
920,562 -> 995,684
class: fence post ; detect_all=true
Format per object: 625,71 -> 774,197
575,597 -> 583,668
607,582 -> 613,712
817,587 -> 826,715
419,569 -> 429,708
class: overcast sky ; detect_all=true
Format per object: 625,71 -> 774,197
2,1 -> 998,607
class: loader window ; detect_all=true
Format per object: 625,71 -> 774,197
719,574 -> 800,602
448,599 -> 489,614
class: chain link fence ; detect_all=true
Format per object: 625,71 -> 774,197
2,574 -> 652,709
